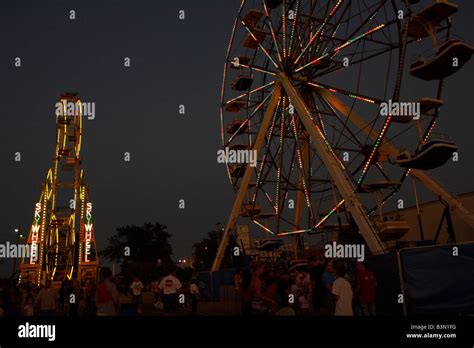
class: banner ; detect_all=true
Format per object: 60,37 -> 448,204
400,243 -> 474,314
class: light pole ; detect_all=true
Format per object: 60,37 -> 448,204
215,222 -> 222,251
12,227 -> 20,276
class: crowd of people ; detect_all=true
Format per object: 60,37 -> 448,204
0,266 -> 199,316
0,257 -> 376,317
93,267 -> 201,316
0,278 -> 93,316
235,254 -> 377,316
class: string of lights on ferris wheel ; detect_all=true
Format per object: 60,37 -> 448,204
263,0 -> 283,63
252,97 -> 281,204
294,23 -> 387,73
293,0 -> 343,66
273,96 -> 285,215
241,20 -> 279,68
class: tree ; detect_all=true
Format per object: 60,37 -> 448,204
101,222 -> 173,282
192,230 -> 231,271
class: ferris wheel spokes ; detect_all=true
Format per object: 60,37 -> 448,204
213,85 -> 283,271
278,72 -> 386,254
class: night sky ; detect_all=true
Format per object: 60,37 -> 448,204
0,0 -> 473,276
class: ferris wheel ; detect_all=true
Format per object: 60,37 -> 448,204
19,93 -> 99,286
213,0 -> 474,270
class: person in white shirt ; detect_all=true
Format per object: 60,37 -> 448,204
130,277 -> 144,314
159,270 -> 182,315
331,262 -> 354,316
189,278 -> 200,316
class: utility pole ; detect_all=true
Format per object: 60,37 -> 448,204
12,227 -> 20,277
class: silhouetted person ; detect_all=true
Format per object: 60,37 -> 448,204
35,280 -> 58,316
95,268 -> 119,316
356,262 -> 377,316
189,278 -> 199,316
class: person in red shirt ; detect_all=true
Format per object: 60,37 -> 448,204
356,262 -> 377,316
